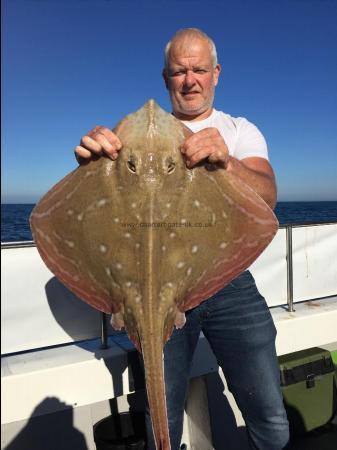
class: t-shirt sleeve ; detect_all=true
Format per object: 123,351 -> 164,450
234,118 -> 269,161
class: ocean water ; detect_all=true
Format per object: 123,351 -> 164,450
1,201 -> 337,242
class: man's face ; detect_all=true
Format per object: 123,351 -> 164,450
163,37 -> 221,121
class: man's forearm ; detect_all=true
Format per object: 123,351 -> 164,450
226,156 -> 277,209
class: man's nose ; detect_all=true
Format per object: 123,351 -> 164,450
184,70 -> 196,86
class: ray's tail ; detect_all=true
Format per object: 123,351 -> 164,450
140,334 -> 171,450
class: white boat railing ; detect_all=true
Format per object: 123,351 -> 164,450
284,222 -> 337,312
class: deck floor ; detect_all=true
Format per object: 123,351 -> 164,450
289,411 -> 337,450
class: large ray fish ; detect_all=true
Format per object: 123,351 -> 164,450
30,100 -> 278,450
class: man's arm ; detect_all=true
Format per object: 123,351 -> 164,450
227,156 -> 277,209
181,127 -> 277,209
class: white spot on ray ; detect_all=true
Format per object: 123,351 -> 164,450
166,203 -> 171,208
233,236 -> 244,244
131,202 -> 137,208
194,200 -> 200,207
65,240 -> 75,248
67,209 -> 74,216
99,244 -> 107,253
177,261 -> 185,268
135,243 -> 140,249
97,199 -> 107,207
125,281 -> 132,287
181,218 -> 186,224
187,267 -> 192,276
77,213 -> 83,221
247,240 -> 259,248
114,217 -> 120,223
162,245 -> 166,252
170,232 -> 176,238
222,211 -> 228,219
220,242 -> 228,249
135,296 -> 141,303
191,245 -> 198,253
105,267 -> 112,277
116,263 -> 122,270
84,170 -> 95,178
124,233 -> 131,238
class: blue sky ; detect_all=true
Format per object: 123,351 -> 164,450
2,0 -> 337,203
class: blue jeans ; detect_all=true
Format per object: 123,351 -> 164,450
145,271 -> 289,450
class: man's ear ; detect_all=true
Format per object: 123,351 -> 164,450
162,69 -> 169,89
214,64 -> 221,87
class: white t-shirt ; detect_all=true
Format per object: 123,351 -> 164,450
181,109 -> 269,161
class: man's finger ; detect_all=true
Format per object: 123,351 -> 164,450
94,133 -> 118,157
74,146 -> 95,161
80,135 -> 103,154
88,125 -> 104,138
185,147 -> 212,167
94,127 -> 122,149
182,127 -> 218,148
208,150 -> 228,164
182,137 -> 212,158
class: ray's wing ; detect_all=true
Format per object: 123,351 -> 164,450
157,165 -> 278,314
30,157 -> 131,314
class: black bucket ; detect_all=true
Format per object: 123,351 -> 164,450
93,412 -> 146,450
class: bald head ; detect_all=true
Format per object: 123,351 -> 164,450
164,28 -> 218,69
162,28 -> 221,121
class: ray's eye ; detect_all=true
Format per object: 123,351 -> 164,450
127,159 -> 137,173
167,158 -> 176,174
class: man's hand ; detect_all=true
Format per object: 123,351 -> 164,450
74,126 -> 122,164
180,127 -> 229,168
181,127 -> 277,209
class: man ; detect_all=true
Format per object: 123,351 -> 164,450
75,28 -> 289,450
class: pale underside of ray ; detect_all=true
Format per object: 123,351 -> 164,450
30,99 -> 278,450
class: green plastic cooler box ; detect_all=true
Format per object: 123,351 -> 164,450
278,347 -> 337,435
